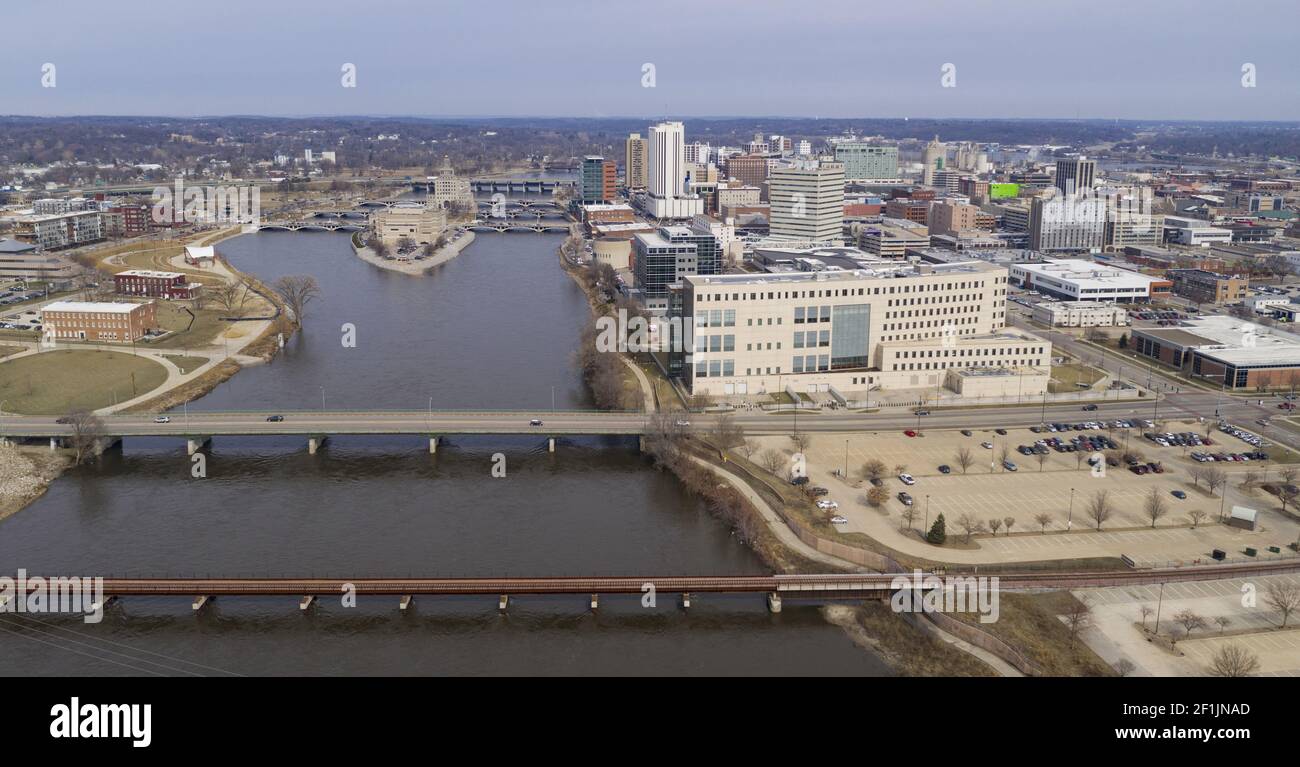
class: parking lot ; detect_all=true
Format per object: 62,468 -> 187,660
750,417 -> 1300,565
1077,573 -> 1300,676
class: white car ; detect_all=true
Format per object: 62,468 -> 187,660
675,420 -> 691,427
898,473 -> 916,485
815,499 -> 839,510
981,441 -> 994,449
154,416 -> 171,424
830,515 -> 848,525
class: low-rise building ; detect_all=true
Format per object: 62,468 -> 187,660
0,238 -> 77,281
1163,216 -> 1234,247
1167,269 -> 1248,305
114,269 -> 203,300
371,205 -> 447,247
41,300 -> 158,343
13,211 -> 103,250
1031,300 -> 1128,327
1010,259 -> 1171,303
1130,314 -> 1300,389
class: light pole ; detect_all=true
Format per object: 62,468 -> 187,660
1153,581 -> 1166,635
1067,487 -> 1076,531
925,494 -> 931,532
320,386 -> 326,412
843,439 -> 849,479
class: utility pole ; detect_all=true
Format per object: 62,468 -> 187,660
1067,487 -> 1076,531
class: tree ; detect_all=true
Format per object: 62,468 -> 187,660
371,238 -> 390,259
1034,512 -> 1053,533
712,414 -> 744,451
998,446 -> 1010,469
1173,609 -> 1206,638
1086,490 -> 1112,531
210,278 -> 253,317
1139,605 -> 1154,630
926,513 -> 947,545
1063,597 -> 1092,646
988,517 -> 1003,536
954,447 -> 973,474
1203,466 -> 1227,497
1213,616 -> 1232,634
899,503 -> 919,529
738,439 -> 759,460
955,512 -> 985,543
861,459 -> 886,483
1036,451 -> 1048,472
1114,659 -> 1135,677
1208,644 -> 1261,677
273,275 -> 321,324
789,433 -> 811,454
1239,471 -> 1261,492
865,485 -> 889,508
1188,509 -> 1207,528
1117,333 -> 1129,350
1143,487 -> 1168,528
65,410 -> 105,465
1003,516 -> 1016,535
758,448 -> 784,475
893,463 -> 908,477
1264,582 -> 1300,628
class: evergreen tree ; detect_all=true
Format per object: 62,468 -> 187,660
926,513 -> 947,545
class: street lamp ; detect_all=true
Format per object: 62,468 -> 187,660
320,386 -> 326,412
925,494 -> 931,532
1067,487 -> 1076,531
843,439 -> 849,479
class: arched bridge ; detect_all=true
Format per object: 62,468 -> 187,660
468,220 -> 571,233
256,220 -> 366,232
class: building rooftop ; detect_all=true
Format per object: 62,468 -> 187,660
687,259 -> 1000,288
117,269 -> 183,279
43,301 -> 148,314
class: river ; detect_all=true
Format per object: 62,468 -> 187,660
0,229 -> 890,675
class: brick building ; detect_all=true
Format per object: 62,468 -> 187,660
114,269 -> 203,299
41,301 -> 158,343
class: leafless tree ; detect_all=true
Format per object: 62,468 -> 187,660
1203,466 -> 1227,497
712,414 -> 745,451
65,410 -> 106,465
738,439 -> 759,460
273,274 -> 321,323
1143,487 -> 1169,528
954,447 -> 973,474
1208,644 -> 1261,677
788,433 -> 811,454
1063,597 -> 1092,646
1187,509 -> 1208,528
1139,605 -> 1154,631
1264,582 -> 1300,628
1034,512 -> 1053,533
1086,490 -> 1112,531
893,463 -> 908,476
758,448 -> 784,475
1239,471 -> 1261,492
866,485 -> 889,508
1114,659 -> 1136,677
899,503 -> 919,529
861,458 -> 886,483
1003,516 -> 1016,535
955,513 -> 985,543
1213,616 -> 1232,634
1173,609 -> 1206,638
988,518 -> 1003,536
210,279 -> 253,317
1036,451 -> 1048,472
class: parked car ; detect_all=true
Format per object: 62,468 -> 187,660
980,441 -> 994,449
995,428 -> 1008,435
903,430 -> 918,437
830,515 -> 848,525
1171,490 -> 1187,499
815,499 -> 839,510
809,486 -> 829,496
1002,460 -> 1018,471
897,492 -> 914,506
937,464 -> 951,474
898,473 -> 916,485
961,430 -> 973,437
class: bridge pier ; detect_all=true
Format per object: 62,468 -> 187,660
187,436 -> 210,456
589,593 -> 599,611
681,593 -> 691,610
548,437 -> 556,453
307,436 -> 328,455
767,593 -> 782,614
638,435 -> 646,453
89,595 -> 116,614
429,436 -> 438,454
192,595 -> 212,611
299,595 -> 316,611
499,594 -> 509,612
49,437 -> 58,451
399,595 -> 413,611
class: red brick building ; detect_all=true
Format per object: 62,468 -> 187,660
114,269 -> 202,299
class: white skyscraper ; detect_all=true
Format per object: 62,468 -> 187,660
769,160 -> 846,244
647,121 -> 704,219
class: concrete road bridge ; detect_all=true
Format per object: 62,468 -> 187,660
254,220 -> 366,232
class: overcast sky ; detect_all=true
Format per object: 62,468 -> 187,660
2,0 -> 1298,121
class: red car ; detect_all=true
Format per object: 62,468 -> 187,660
904,430 -> 918,437
1278,403 -> 1296,410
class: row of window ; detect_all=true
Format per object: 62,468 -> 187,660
693,278 -> 998,303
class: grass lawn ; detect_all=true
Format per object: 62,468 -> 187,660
161,354 -> 209,374
951,591 -> 1116,676
0,346 -> 24,358
1048,362 -> 1106,394
0,349 -> 168,414
146,303 -> 247,350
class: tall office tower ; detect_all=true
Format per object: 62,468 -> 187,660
1055,156 -> 1096,197
647,121 -> 704,219
579,156 -> 617,204
922,136 -> 946,186
625,133 -> 649,189
684,141 -> 711,164
834,143 -> 899,180
1029,195 -> 1105,252
768,160 -> 846,243
725,154 -> 769,189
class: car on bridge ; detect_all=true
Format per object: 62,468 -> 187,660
266,415 -> 285,422
154,416 -> 170,424
529,419 -> 543,426
1082,404 -> 1099,411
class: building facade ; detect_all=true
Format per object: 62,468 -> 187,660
768,161 -> 845,244
114,269 -> 203,300
625,133 -> 648,189
833,143 -> 899,180
41,301 -> 158,343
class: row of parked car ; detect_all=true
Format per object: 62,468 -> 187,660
1190,450 -> 1269,463
1220,424 -> 1264,448
1030,418 -> 1154,434
1144,431 -> 1213,448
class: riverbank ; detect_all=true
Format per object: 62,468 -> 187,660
0,443 -> 68,522
351,230 -> 476,275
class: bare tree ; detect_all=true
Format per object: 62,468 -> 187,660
1173,609 -> 1206,639
954,447 -> 974,474
1086,490 -> 1112,531
1114,659 -> 1136,677
988,517 -> 1003,536
1034,512 -> 1053,533
955,513 -> 985,543
1213,616 -> 1232,634
1239,471 -> 1261,492
899,504 -> 919,529
865,485 -> 889,508
1264,582 -> 1300,628
758,448 -> 784,475
893,463 -> 908,476
712,414 -> 744,451
1063,597 -> 1092,646
273,274 -> 321,324
64,410 -> 106,465
1207,644 -> 1261,677
1203,466 -> 1227,497
1036,451 -> 1048,472
788,433 -> 811,454
1187,509 -> 1208,528
1139,605 -> 1154,631
1143,487 -> 1169,528
210,279 -> 253,317
1003,516 -> 1016,535
861,459 -> 886,483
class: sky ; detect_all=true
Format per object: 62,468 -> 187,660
1,0 -> 1298,121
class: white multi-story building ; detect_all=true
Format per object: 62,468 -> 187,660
1010,258 -> 1168,302
768,160 -> 845,244
680,260 -> 1049,397
1163,216 -> 1234,247
646,121 -> 704,219
14,211 -> 103,250
1029,195 -> 1106,252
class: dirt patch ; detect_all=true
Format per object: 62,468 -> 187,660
0,444 -> 68,522
824,603 -> 994,676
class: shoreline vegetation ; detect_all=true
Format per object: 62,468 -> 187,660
351,229 -> 476,276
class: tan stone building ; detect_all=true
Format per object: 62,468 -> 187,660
371,205 -> 447,247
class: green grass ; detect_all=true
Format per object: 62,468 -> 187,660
1048,363 -> 1106,394
0,349 -> 168,414
161,355 -> 209,374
